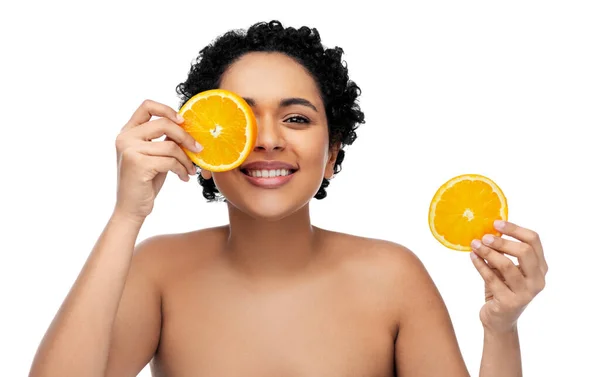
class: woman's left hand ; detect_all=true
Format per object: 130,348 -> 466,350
470,220 -> 548,333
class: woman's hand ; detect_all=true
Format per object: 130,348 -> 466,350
470,220 -> 548,333
114,99 -> 202,223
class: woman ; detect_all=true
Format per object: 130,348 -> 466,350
30,21 -> 548,377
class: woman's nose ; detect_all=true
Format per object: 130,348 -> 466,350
254,116 -> 286,152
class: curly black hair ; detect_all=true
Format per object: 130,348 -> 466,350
176,20 -> 365,201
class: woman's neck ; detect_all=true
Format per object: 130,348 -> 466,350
224,203 -> 320,277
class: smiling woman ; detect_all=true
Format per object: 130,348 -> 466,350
175,22 -> 364,202
28,20 -> 548,377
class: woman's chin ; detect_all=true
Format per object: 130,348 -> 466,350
224,191 -> 313,222
217,176 -> 322,222
233,200 -> 308,222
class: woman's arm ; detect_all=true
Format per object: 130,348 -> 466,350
479,327 -> 522,377
29,212 -> 160,377
470,220 -> 548,377
29,99 -> 200,377
393,220 -> 547,377
392,247 -> 470,377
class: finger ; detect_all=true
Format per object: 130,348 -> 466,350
494,220 -> 544,259
131,118 -> 203,153
470,252 -> 513,300
480,234 -> 542,280
165,136 -> 199,168
472,239 -> 527,294
137,140 -> 197,176
123,99 -> 184,130
144,154 -> 191,182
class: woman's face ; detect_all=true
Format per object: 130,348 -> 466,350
208,52 -> 337,221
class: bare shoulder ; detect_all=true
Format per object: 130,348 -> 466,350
104,226 -> 228,377
319,229 -> 442,314
321,229 -> 468,376
321,229 -> 430,280
131,225 -> 229,282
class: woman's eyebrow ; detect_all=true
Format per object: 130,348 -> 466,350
280,97 -> 318,112
243,97 -> 256,107
242,97 -> 318,112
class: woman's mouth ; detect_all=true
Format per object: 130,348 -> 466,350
242,168 -> 294,178
240,168 -> 297,188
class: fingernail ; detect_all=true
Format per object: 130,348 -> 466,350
482,234 -> 494,245
471,239 -> 481,249
494,220 -> 505,230
470,252 -> 478,260
193,141 -> 203,152
176,114 -> 185,123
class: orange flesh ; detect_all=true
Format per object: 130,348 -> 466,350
434,180 -> 502,246
429,174 -> 508,251
178,89 -> 256,172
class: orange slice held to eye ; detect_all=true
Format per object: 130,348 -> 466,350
428,174 -> 508,251
178,89 -> 257,172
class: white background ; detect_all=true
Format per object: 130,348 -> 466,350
1,1 -> 599,376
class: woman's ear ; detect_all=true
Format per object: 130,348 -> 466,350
325,142 -> 341,179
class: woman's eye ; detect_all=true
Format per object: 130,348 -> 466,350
285,116 -> 310,124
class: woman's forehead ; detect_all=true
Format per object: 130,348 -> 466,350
219,52 -> 322,106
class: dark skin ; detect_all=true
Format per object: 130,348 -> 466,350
30,52 -> 547,377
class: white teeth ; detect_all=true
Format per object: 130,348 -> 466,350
247,169 -> 291,178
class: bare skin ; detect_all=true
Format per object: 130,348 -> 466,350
109,224 -> 466,377
29,51 -> 547,377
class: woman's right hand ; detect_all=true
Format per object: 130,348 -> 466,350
113,99 -> 203,223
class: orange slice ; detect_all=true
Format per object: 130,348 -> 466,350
178,89 -> 257,172
428,174 -> 508,251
